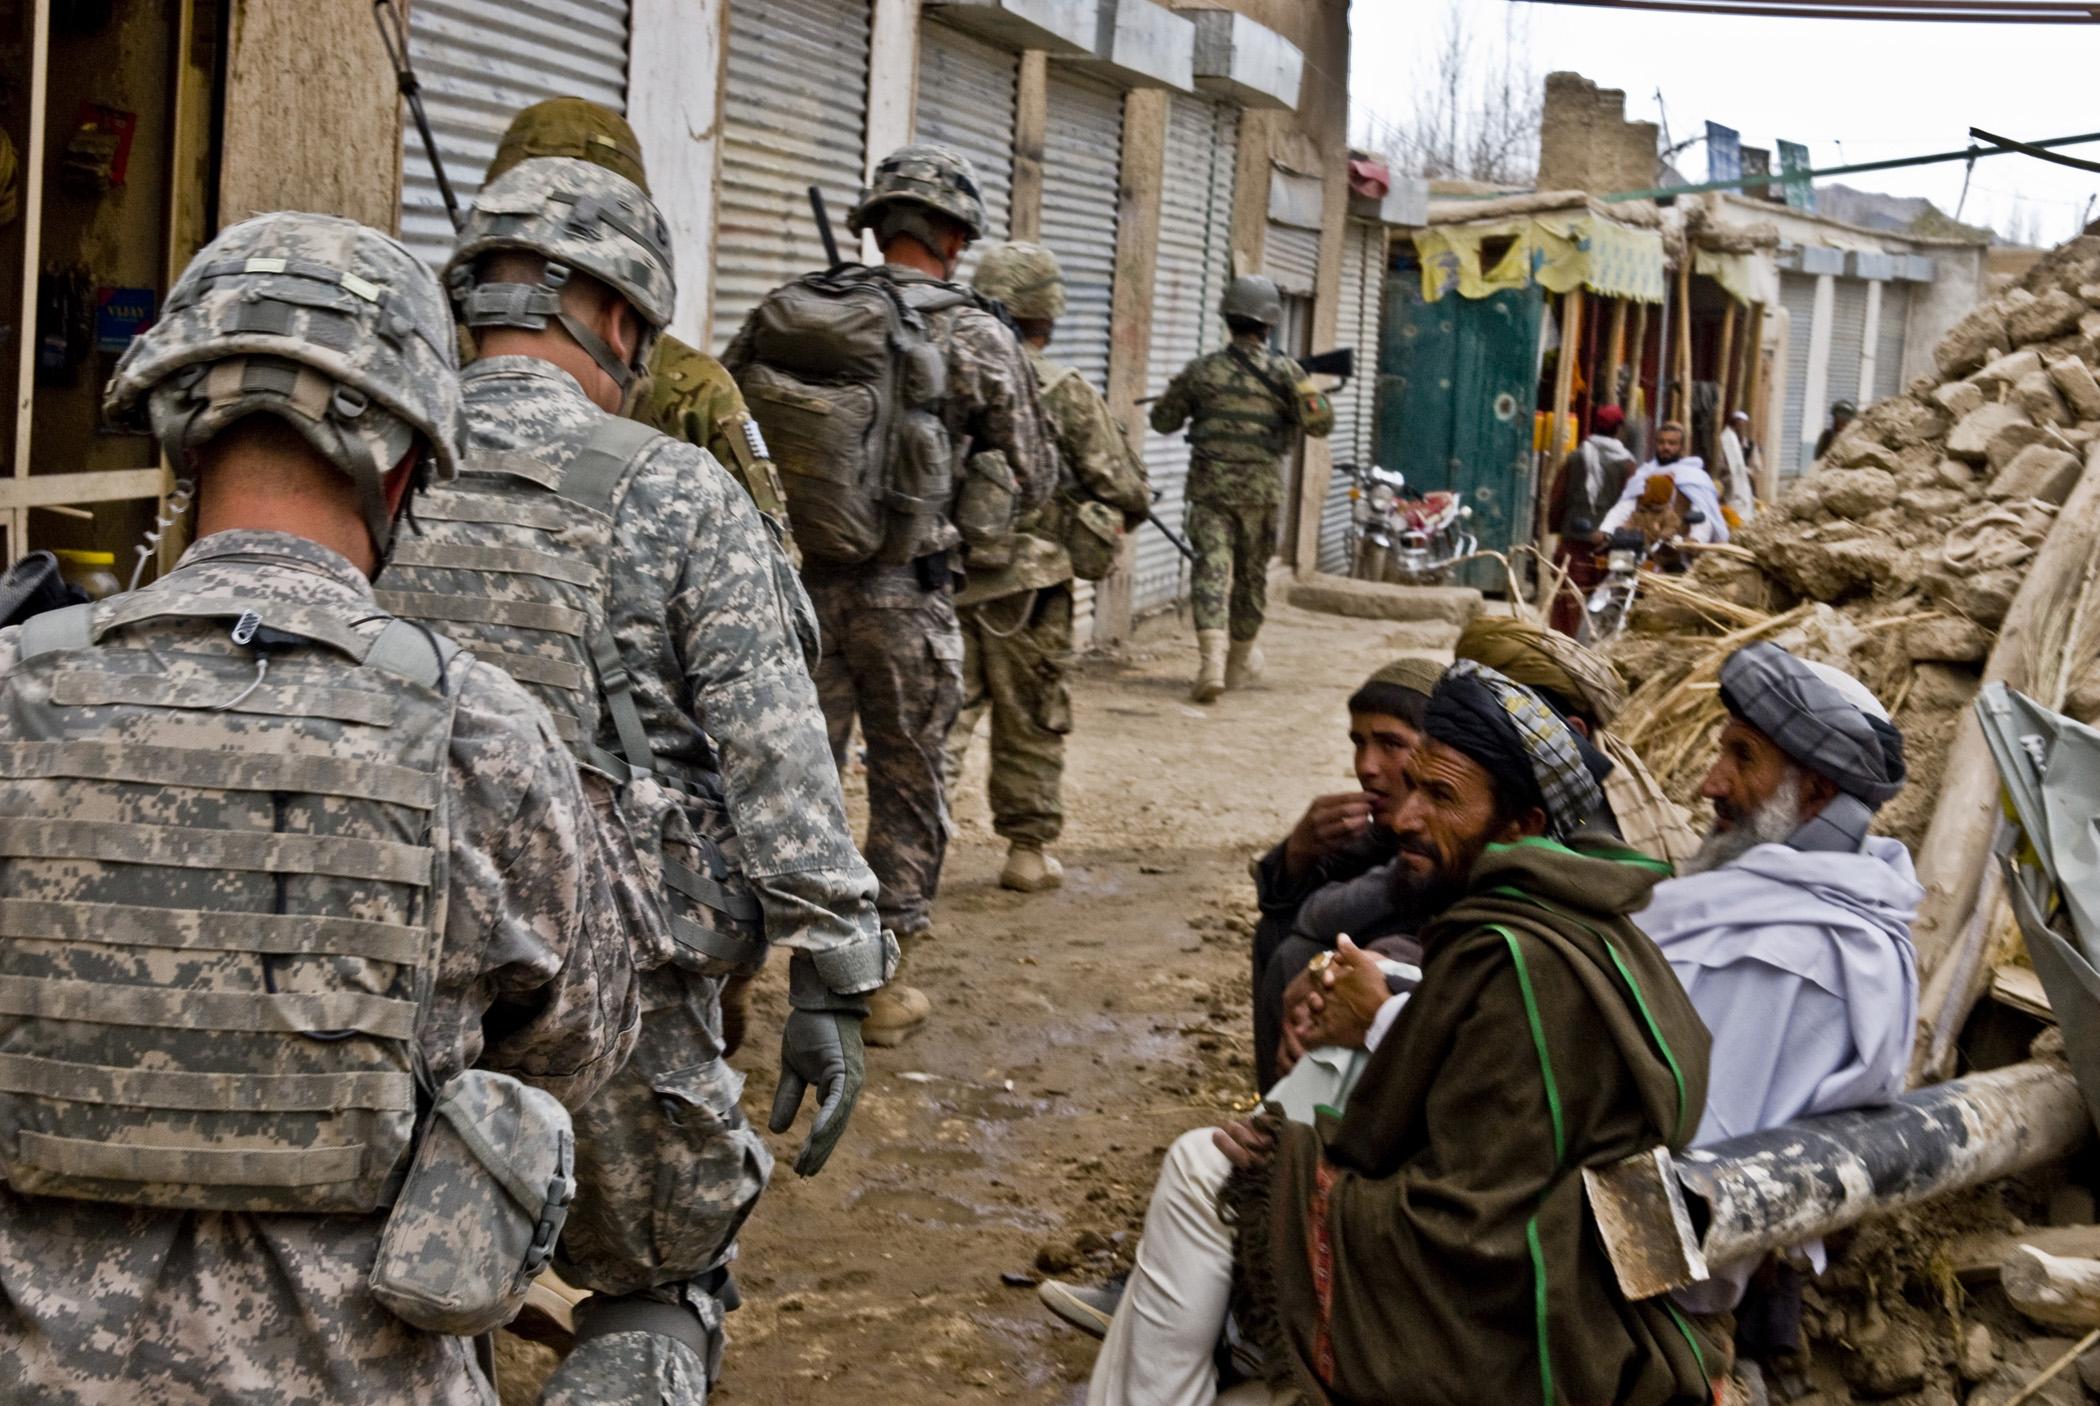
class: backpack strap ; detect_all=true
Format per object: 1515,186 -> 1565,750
559,415 -> 658,519
554,416 -> 663,782
363,618 -> 462,691
18,603 -> 95,662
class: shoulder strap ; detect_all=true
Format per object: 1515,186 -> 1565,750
18,603 -> 95,662
1227,343 -> 1300,414
1034,360 -> 1079,399
560,414 -> 658,519
364,618 -> 462,690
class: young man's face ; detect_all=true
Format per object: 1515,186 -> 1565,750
1387,739 -> 1521,912
1655,425 -> 1685,461
1348,710 -> 1424,826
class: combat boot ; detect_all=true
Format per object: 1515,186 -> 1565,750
863,932 -> 931,1047
1191,629 -> 1228,703
1225,637 -> 1265,689
1000,843 -> 1064,893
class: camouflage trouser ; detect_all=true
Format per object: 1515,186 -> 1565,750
805,577 -> 965,934
945,584 -> 1074,847
543,963 -> 770,1405
1186,499 -> 1276,641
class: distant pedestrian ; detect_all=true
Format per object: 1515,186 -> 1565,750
1812,399 -> 1856,463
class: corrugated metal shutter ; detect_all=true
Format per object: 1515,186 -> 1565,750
1265,222 -> 1320,297
1826,277 -> 1870,417
1873,281 -> 1911,403
1039,69 -> 1124,390
1134,95 -> 1238,615
1779,272 -> 1818,478
711,0 -> 872,348
400,0 -> 631,269
915,18 -> 1018,274
1320,221 -> 1383,574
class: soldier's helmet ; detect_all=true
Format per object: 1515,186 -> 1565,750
1220,274 -> 1284,327
973,241 -> 1067,321
445,156 -> 675,390
848,143 -> 987,241
103,211 -> 464,556
487,97 -> 650,194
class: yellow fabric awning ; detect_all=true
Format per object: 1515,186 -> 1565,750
1693,248 -> 1780,307
1415,213 -> 1666,304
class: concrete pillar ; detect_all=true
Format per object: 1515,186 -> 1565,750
629,0 -> 727,344
1858,277 -> 1883,407
862,0 -> 923,259
1760,304 -> 1788,499
1799,272 -> 1837,467
1093,86 -> 1169,644
1009,51 -> 1047,242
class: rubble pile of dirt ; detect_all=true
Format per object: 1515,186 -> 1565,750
1614,231 -> 2100,846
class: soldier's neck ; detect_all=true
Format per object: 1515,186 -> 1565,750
1231,331 -> 1267,348
882,236 -> 953,281
192,451 -> 378,578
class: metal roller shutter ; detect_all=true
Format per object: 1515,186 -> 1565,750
711,0 -> 872,348
915,19 -> 1018,274
1039,69 -> 1124,390
399,0 -> 631,269
1134,95 -> 1238,616
1265,222 -> 1320,297
1320,221 -> 1382,574
1778,272 -> 1818,478
1873,282 -> 1911,403
1826,277 -> 1870,421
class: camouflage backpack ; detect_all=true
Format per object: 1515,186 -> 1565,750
0,593 -> 460,1212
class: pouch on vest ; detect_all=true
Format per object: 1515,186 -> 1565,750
369,1070 -> 576,1336
953,449 -> 1020,571
622,772 -> 766,978
1064,498 -> 1123,582
882,407 -> 958,565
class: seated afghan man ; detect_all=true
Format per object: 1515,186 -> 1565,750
1082,661 -> 1714,1406
1456,613 -> 1702,868
1639,643 -> 1918,1323
1247,658 -> 1441,1089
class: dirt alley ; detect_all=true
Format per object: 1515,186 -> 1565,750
706,597 -> 1450,1404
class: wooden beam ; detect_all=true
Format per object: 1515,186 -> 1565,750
1009,51 -> 1047,243
10,0 -> 51,563
1625,302 -> 1651,424
1672,258 -> 1693,423
0,469 -> 171,510
1541,288 -> 1584,548
1710,299 -> 1737,468
1601,298 -> 1629,408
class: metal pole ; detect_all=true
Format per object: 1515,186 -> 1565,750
1585,1060 -> 2090,1302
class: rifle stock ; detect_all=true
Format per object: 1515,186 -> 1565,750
1297,347 -> 1354,383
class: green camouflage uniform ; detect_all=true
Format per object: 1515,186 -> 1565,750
725,266 -> 1056,934
0,530 -> 639,1406
1149,335 -> 1333,640
949,346 -> 1149,845
633,332 -> 798,568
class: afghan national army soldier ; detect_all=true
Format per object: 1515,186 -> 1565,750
378,157 -> 891,1402
946,241 -> 1150,894
0,212 -> 638,1403
1149,274 -> 1333,703
481,97 -> 796,562
725,143 -> 1056,1046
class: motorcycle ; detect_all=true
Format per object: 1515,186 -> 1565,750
1579,510 -> 1706,644
1343,462 -> 1477,587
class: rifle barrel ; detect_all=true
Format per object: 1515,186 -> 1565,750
809,186 -> 844,270
373,1 -> 463,232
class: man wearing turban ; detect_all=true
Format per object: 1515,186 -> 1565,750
1456,613 -> 1702,868
1082,662 -> 1712,1406
1639,643 -> 1920,1318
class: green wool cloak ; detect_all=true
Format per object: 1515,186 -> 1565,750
1224,836 -> 1716,1406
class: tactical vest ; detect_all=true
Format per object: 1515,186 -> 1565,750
379,415 -> 764,977
0,592 -> 459,1213
1186,347 -> 1297,462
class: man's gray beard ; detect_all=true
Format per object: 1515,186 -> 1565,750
1680,771 -> 1808,876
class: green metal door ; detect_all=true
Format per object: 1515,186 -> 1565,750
1376,263 -> 1541,588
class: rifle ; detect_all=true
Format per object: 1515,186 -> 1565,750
374,0 -> 462,232
1145,509 -> 1197,564
1133,345 -> 1356,404
809,185 -> 844,270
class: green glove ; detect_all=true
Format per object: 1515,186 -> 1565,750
767,955 -> 868,1177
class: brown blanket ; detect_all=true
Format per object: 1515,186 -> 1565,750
1225,835 -> 1716,1406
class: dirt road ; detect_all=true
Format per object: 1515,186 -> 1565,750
707,599 -> 1444,1404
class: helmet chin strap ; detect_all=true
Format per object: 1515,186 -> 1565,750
456,260 -> 650,396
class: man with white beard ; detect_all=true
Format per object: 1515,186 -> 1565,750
1638,642 -> 1920,1316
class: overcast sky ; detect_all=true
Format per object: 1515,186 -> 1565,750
1347,1 -> 2100,246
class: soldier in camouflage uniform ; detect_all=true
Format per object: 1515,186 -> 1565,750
480,98 -> 796,563
1150,275 -> 1333,702
381,158 -> 891,1403
946,241 -> 1150,894
0,212 -> 638,1404
724,144 -> 1055,1045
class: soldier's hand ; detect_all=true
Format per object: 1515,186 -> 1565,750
768,956 -> 868,1177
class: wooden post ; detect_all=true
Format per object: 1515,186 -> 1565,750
1601,298 -> 1629,408
1672,258 -> 1693,424
8,0 -> 50,561
1010,51 -> 1048,242
1625,302 -> 1651,426
1710,300 -> 1737,468
1540,287 -> 1584,548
